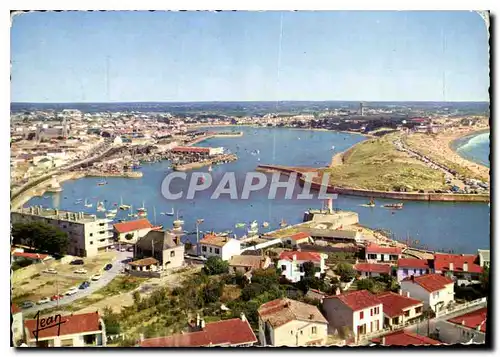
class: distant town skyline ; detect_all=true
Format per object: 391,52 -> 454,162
11,11 -> 489,103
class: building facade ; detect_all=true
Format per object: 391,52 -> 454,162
277,251 -> 327,283
199,235 -> 241,261
396,258 -> 432,282
400,274 -> 455,312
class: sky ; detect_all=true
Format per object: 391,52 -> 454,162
11,11 -> 490,103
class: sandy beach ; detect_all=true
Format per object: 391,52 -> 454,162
406,127 -> 490,182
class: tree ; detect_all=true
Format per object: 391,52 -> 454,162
202,282 -> 224,304
241,283 -> 266,301
203,256 -> 229,275
125,233 -> 133,240
296,276 -> 328,293
480,265 -> 489,292
11,222 -> 69,255
251,267 -> 280,288
102,306 -> 121,335
302,261 -> 317,278
335,263 -> 356,282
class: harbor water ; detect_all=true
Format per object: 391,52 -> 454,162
27,126 -> 490,254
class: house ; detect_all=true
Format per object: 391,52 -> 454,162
11,304 -> 23,347
323,290 -> 383,340
477,249 -> 490,268
130,230 -> 184,274
396,258 -> 432,282
372,330 -> 440,346
139,314 -> 257,347
354,263 -> 392,279
306,228 -> 363,243
11,251 -> 52,264
376,291 -> 424,327
433,253 -> 483,286
282,232 -> 313,246
444,307 -> 487,344
278,251 -> 327,283
228,254 -> 271,274
400,274 -> 454,312
24,311 -> 106,347
199,234 -> 241,261
257,298 -> 328,346
113,219 -> 153,244
365,243 -> 402,263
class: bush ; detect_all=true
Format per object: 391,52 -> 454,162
241,283 -> 266,301
335,263 -> 356,282
203,257 -> 229,275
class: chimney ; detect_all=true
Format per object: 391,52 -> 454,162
398,289 -> 403,295
240,312 -> 246,322
461,320 -> 465,326
293,254 -> 297,261
381,336 -> 386,346
309,314 -> 314,320
449,262 -> 454,271
405,292 -> 410,298
139,333 -> 144,342
463,262 -> 468,272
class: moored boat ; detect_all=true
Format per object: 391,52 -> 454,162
384,203 -> 404,209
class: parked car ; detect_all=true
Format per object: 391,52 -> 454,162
65,287 -> 79,296
109,245 -> 115,249
120,247 -> 126,252
104,264 -> 113,271
127,247 -> 134,252
21,301 -> 34,309
43,268 -> 58,274
74,268 -> 88,274
37,297 -> 50,305
79,281 -> 91,290
70,259 -> 84,265
91,274 -> 101,281
50,294 -> 64,301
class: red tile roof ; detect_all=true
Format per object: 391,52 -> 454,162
372,330 -> 440,346
279,251 -> 322,262
114,219 -> 152,233
448,307 -> 487,333
366,243 -> 402,255
11,252 -> 49,260
139,318 -> 257,347
398,258 -> 430,269
24,312 -> 102,340
401,274 -> 454,293
354,263 -> 392,274
376,292 -> 423,318
11,303 -> 21,314
258,298 -> 328,328
325,290 -> 382,312
171,146 -> 210,153
434,253 -> 482,274
289,232 -> 311,241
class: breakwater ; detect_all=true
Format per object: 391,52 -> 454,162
172,154 -> 238,171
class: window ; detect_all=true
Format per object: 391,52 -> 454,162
202,246 -> 207,252
404,310 -> 410,317
360,311 -> 364,319
60,339 -> 73,347
209,247 -> 213,253
312,326 -> 317,334
90,233 -> 93,237
170,251 -> 175,257
281,265 -> 286,271
215,248 -> 220,254
370,309 -> 373,316
90,241 -> 93,245
415,306 -> 423,314
83,334 -> 96,345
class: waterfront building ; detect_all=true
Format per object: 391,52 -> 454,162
277,251 -> 327,283
433,253 -> 483,286
139,314 -> 257,347
323,290 -> 383,340
113,218 -> 153,244
376,291 -> 424,328
228,254 -> 271,275
445,307 -> 487,344
281,232 -> 313,246
258,298 -> 328,346
364,243 -> 402,263
396,258 -> 433,282
199,234 -> 241,261
131,230 -> 185,274
24,311 -> 107,347
400,274 -> 454,312
11,206 -> 114,257
353,263 -> 392,279
477,249 -> 490,268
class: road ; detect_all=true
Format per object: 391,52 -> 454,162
22,250 -> 133,314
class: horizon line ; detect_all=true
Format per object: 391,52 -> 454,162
11,100 -> 490,104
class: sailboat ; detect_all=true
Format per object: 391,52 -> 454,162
331,145 -> 335,150
165,207 -> 174,216
208,165 -> 213,172
250,220 -> 258,229
128,204 -> 138,218
119,196 -> 131,210
84,199 -> 92,208
97,201 -> 106,212
137,201 -> 147,213
173,210 -> 184,226
280,218 -> 288,228
151,207 -> 162,230
235,222 -> 246,228
105,211 -> 116,218
108,208 -> 118,214
262,221 -> 269,228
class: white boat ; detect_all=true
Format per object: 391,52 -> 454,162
84,199 -> 92,208
138,211 -> 147,217
108,208 -> 117,214
128,205 -> 136,217
208,165 -> 213,172
262,221 -> 269,228
97,201 -> 106,212
119,196 -> 131,210
247,228 -> 258,235
165,208 -> 174,216
331,145 -> 335,150
173,211 -> 184,225
250,220 -> 258,229
137,201 -> 147,213
106,212 -> 116,218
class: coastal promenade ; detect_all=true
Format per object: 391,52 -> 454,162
256,164 -> 490,203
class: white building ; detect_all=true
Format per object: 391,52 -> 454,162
278,251 -> 327,283
354,263 -> 392,279
376,291 -> 424,327
199,234 -> 241,261
365,243 -> 402,263
113,218 -> 153,244
400,274 -> 455,313
24,311 -> 106,347
11,206 -> 114,257
323,290 -> 384,340
258,298 -> 328,346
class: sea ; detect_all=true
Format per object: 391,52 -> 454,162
451,131 -> 490,168
26,126 -> 490,254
